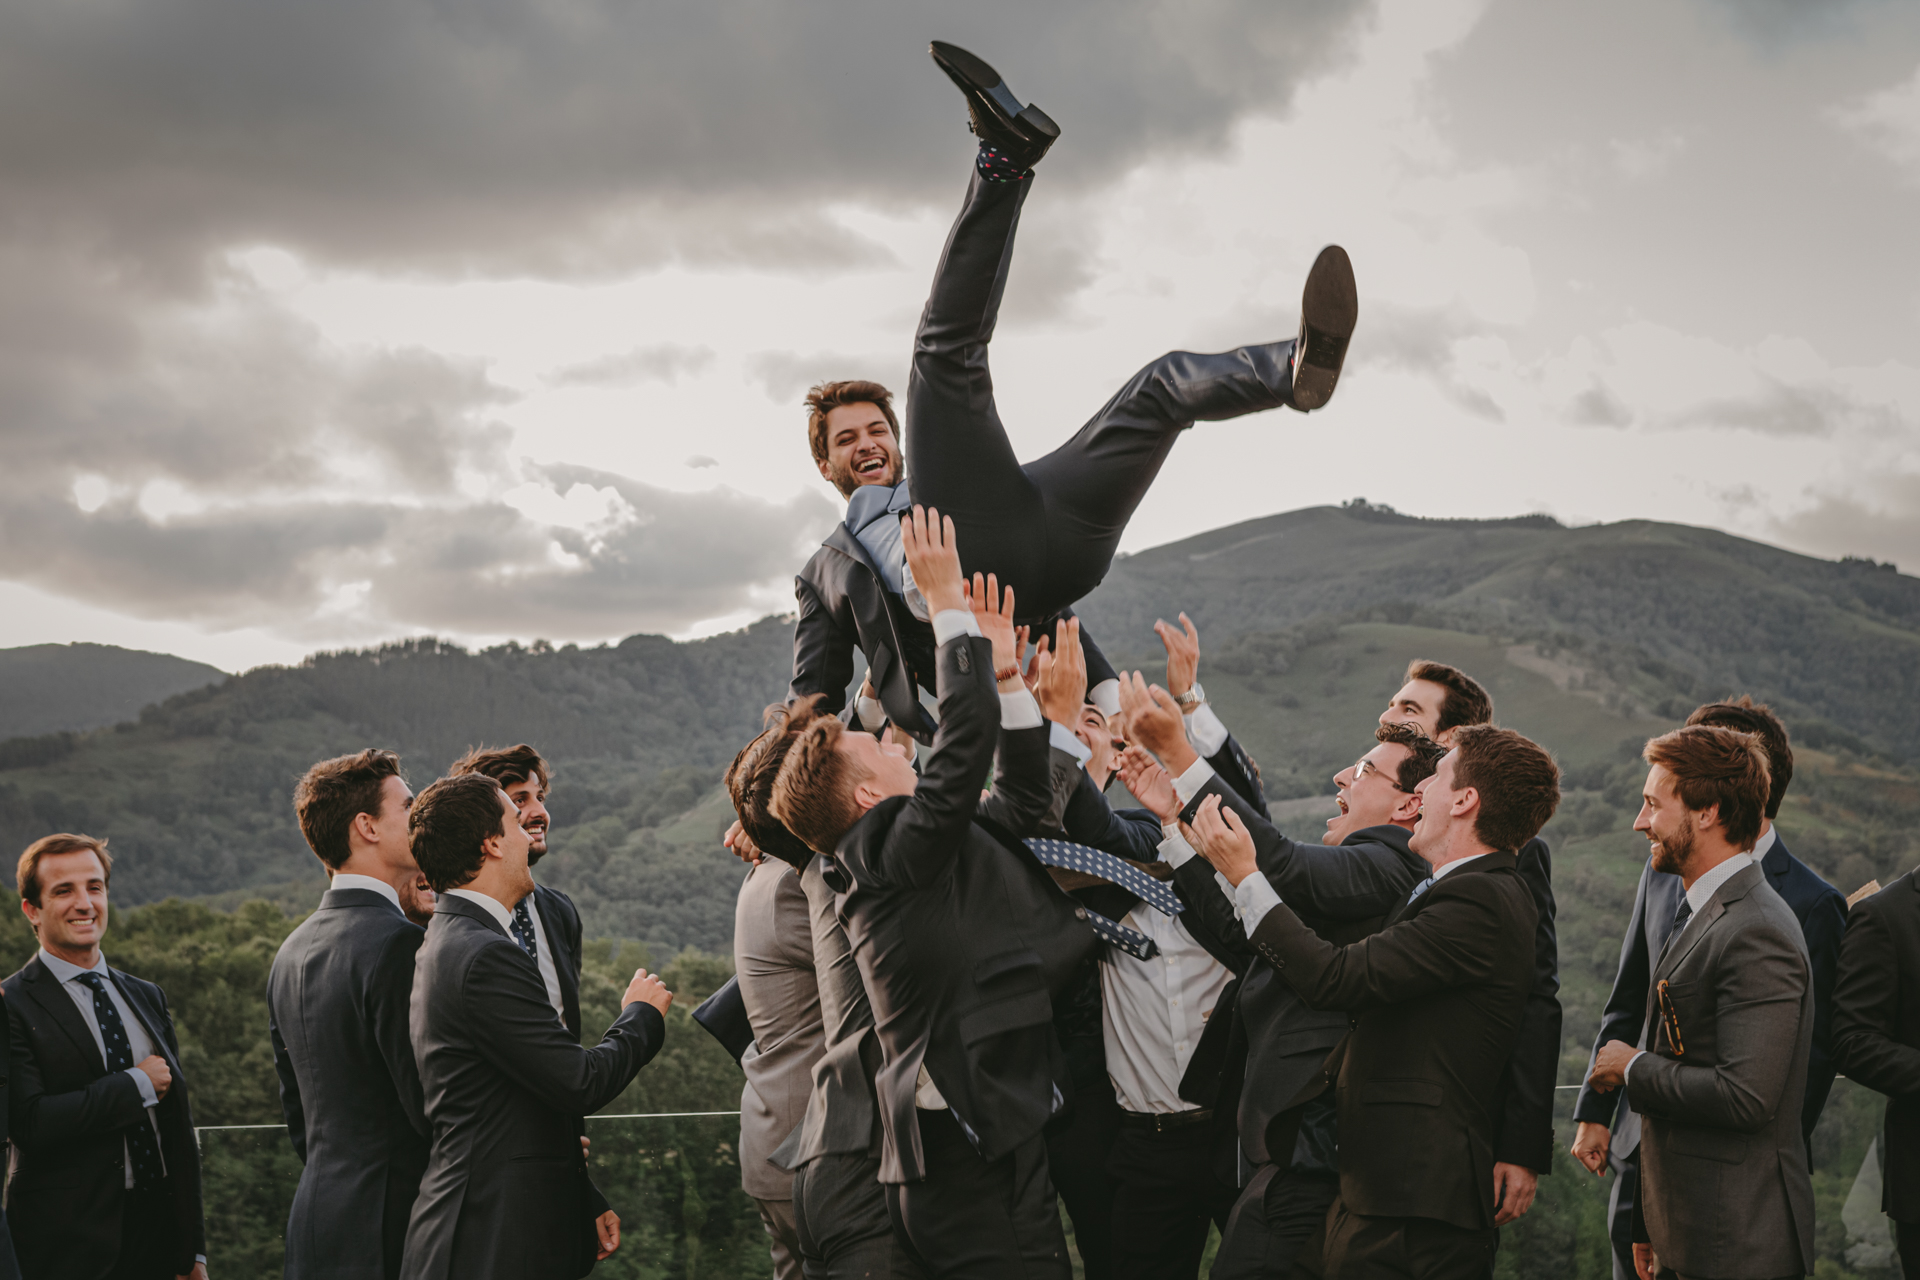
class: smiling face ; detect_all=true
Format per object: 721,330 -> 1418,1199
486,786 -> 537,900
817,402 -> 901,496
1635,763 -> 1699,876
1075,703 -> 1119,782
1327,741 -> 1419,843
24,849 -> 112,963
1380,678 -> 1450,741
502,771 -> 550,861
1408,751 -> 1462,864
837,727 -> 919,805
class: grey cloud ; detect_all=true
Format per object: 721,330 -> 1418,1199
1354,303 -> 1506,421
547,345 -> 716,388
1569,382 -> 1634,427
1680,379 -> 1903,437
685,455 -> 720,469
746,351 -> 909,406
1770,474 -> 1920,572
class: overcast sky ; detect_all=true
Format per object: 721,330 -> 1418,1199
3,0 -> 1917,672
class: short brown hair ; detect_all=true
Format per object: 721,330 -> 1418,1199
294,749 -> 404,870
18,833 -> 112,907
1451,725 -> 1561,852
1686,697 -> 1792,819
770,701 -> 868,853
726,702 -> 819,869
1406,659 -> 1494,734
1374,721 -> 1448,793
805,380 -> 899,464
451,743 -> 552,798
1644,725 -> 1770,849
409,773 -> 510,893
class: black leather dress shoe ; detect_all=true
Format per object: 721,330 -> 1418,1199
930,40 -> 1060,170
1291,245 -> 1357,411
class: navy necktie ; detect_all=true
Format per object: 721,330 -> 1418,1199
1671,897 -> 1693,937
510,898 -> 540,961
1406,876 -> 1435,905
1025,838 -> 1173,961
76,972 -> 165,1188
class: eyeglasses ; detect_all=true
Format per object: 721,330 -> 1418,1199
1351,757 -> 1406,792
1656,979 -> 1686,1058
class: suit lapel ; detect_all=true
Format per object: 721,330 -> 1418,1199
1653,862 -> 1764,983
534,889 -> 582,1035
20,958 -> 109,1076
109,969 -> 181,1075
824,524 -> 885,579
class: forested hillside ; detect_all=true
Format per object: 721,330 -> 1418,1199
0,642 -> 226,738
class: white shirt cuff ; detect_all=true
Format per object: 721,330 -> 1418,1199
126,1066 -> 159,1108
930,609 -> 981,647
1158,826 -> 1197,867
1049,721 -> 1092,763
1234,873 -> 1283,935
855,691 -> 886,731
1623,1049 -> 1646,1085
1089,678 -> 1121,719
1185,703 -> 1230,758
1172,757 -> 1217,806
1000,689 -> 1043,730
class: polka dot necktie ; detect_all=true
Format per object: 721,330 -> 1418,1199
1025,838 -> 1177,961
1406,877 -> 1435,905
76,972 -> 164,1188
510,898 -> 540,962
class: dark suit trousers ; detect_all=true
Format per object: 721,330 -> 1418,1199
793,1152 -> 925,1280
1044,1078 -> 1119,1279
906,167 -> 1296,621
1294,1197 -> 1495,1280
1211,1164 -> 1338,1280
885,1110 -> 1071,1280
1900,1219 -> 1920,1280
1105,1124 -> 1238,1280
104,1183 -> 181,1280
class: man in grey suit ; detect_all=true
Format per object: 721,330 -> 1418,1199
1587,725 -> 1815,1280
727,712 -> 924,1280
269,749 -> 429,1280
401,772 -> 673,1280
735,852 -> 826,1279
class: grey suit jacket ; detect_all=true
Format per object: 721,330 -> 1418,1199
1627,862 -> 1815,1278
772,856 -> 884,1172
735,859 -> 825,1200
401,894 -> 665,1280
269,887 -> 429,1280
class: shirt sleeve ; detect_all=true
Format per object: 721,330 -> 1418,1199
855,690 -> 887,731
1623,1049 -> 1646,1085
1233,874 -> 1284,934
1000,688 -> 1044,730
930,609 -> 981,647
1172,757 -> 1218,805
1159,825 -> 1197,867
1185,703 -> 1230,757
1049,722 -> 1093,763
125,1066 -> 159,1108
1089,678 -> 1121,719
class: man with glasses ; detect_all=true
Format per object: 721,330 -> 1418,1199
1116,685 -> 1442,1280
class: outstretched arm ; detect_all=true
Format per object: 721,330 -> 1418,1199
789,572 -> 857,716
472,947 -> 670,1117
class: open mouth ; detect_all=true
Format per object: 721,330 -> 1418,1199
854,455 -> 888,478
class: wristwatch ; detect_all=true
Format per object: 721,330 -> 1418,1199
1173,681 -> 1206,710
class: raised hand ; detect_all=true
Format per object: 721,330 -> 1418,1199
623,968 -> 674,1015
1183,793 -> 1258,886
722,819 -> 762,866
900,505 -> 966,615
1117,745 -> 1180,823
1034,617 -> 1087,725
1155,612 -> 1201,698
964,572 -> 1020,681
1118,671 -> 1198,774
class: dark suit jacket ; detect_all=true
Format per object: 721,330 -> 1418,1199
1626,863 -> 1815,1277
1833,867 -> 1920,1221
825,629 -> 1098,1183
1249,852 -> 1538,1230
400,894 -> 666,1280
269,886 -> 430,1280
1493,838 -> 1562,1173
531,882 -> 585,1040
4,955 -> 206,1279
1577,831 -> 1845,1146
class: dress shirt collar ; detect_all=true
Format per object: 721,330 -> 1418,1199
39,947 -> 110,983
1750,824 -> 1777,863
1684,851 -> 1754,917
329,872 -> 401,910
1430,851 -> 1490,882
444,886 -> 515,932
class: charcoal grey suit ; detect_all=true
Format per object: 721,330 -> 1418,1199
269,886 -> 429,1280
400,893 -> 665,1280
824,627 -> 1098,1276
1627,862 -> 1815,1279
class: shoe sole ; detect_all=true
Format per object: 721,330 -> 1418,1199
930,41 -> 1060,146
1292,245 -> 1357,412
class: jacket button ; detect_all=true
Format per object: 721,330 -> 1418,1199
957,649 -> 972,674
1075,907 -> 1088,920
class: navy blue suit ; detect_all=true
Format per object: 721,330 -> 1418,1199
1577,829 -> 1844,1277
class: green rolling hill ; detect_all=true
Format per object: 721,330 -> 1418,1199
0,642 -> 227,739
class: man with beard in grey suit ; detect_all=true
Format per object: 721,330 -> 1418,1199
1586,725 -> 1815,1280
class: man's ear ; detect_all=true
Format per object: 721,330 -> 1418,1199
1435,726 -> 1457,748
1391,790 -> 1423,824
1451,785 -> 1479,819
816,456 -> 835,483
852,779 -> 887,813
1695,802 -> 1722,834
481,831 -> 505,862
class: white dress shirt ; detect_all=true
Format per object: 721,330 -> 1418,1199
1624,850 -> 1758,1083
1098,838 -> 1233,1113
444,887 -> 566,1023
330,872 -> 401,910
39,950 -> 166,1187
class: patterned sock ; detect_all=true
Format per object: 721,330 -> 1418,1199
976,143 -> 1032,183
